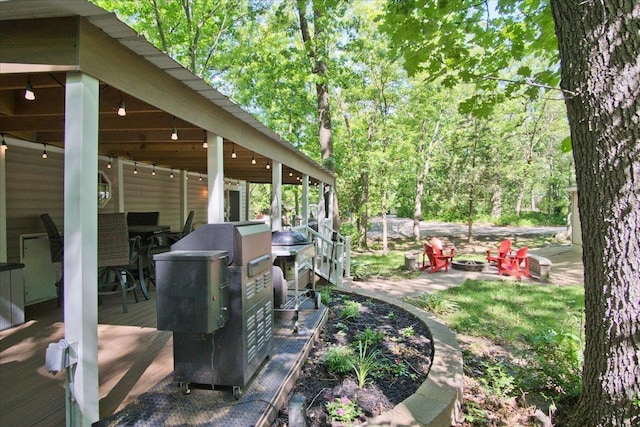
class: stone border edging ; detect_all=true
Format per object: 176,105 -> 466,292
345,288 -> 464,426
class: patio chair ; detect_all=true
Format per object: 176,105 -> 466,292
98,213 -> 141,313
40,213 -> 64,307
486,239 -> 512,265
421,237 -> 455,273
498,246 -> 532,281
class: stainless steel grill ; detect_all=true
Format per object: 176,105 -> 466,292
154,222 -> 273,398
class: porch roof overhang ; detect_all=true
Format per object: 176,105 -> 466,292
0,0 -> 334,187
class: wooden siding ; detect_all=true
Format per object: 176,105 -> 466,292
122,162 -> 182,230
186,173 -> 209,228
5,144 -> 64,263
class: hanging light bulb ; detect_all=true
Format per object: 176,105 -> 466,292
152,165 -> 156,176
202,131 -> 208,149
171,116 -> 179,140
170,169 -> 174,178
231,143 -> 237,158
25,76 -> 35,101
199,173 -> 203,181
1,134 -> 7,150
133,162 -> 138,174
289,171 -> 293,177
117,97 -> 126,116
251,153 -> 256,165
107,156 -> 112,168
266,161 -> 271,170
41,144 -> 48,159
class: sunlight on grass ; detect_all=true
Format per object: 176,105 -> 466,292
409,279 -> 585,347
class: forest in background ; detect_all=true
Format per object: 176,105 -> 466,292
92,0 -> 574,248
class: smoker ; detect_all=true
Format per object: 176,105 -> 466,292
271,230 -> 318,320
154,222 -> 273,398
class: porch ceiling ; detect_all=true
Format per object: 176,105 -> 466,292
0,0 -> 332,187
0,72 -> 309,184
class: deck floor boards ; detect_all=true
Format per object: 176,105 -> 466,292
1,291 -> 170,427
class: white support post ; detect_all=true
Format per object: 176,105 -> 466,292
207,132 -> 224,223
302,175 -> 309,227
327,185 -> 334,229
0,139 -> 7,262
180,169 -> 188,224
245,181 -> 251,221
115,158 -> 124,212
271,161 -> 282,231
63,72 -> 99,426
317,182 -> 326,225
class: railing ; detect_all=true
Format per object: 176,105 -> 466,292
294,219 -> 351,288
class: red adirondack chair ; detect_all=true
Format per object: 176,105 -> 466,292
486,239 -> 512,265
421,237 -> 455,273
498,246 -> 532,280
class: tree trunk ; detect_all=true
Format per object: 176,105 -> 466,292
551,1 -> 640,425
413,114 -> 442,241
297,0 -> 340,232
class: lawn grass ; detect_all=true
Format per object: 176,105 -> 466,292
428,279 -> 584,347
403,279 -> 585,414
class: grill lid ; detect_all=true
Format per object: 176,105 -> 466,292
271,230 -> 310,246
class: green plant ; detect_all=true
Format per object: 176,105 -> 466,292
340,300 -> 361,319
387,311 -> 397,321
324,345 -> 355,375
325,396 -> 362,423
317,285 -> 334,305
351,341 -> 382,388
350,259 -> 372,280
402,293 -> 459,315
400,325 -> 415,338
353,327 -> 385,348
478,361 -> 516,398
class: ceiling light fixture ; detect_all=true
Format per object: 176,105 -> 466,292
41,144 -> 48,159
170,169 -> 174,178
289,171 -> 293,177
1,134 -> 7,150
231,143 -> 237,158
199,173 -> 203,181
202,131 -> 208,149
251,153 -> 256,165
152,165 -> 156,176
171,116 -> 179,140
266,161 -> 271,170
117,95 -> 126,116
107,156 -> 112,168
134,162 -> 138,174
25,76 -> 35,101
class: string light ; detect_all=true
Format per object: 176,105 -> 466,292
133,162 -> 138,174
117,94 -> 126,116
107,156 -> 112,169
171,116 -> 178,140
25,76 -> 35,101
152,165 -> 156,176
231,143 -> 236,158
170,169 -> 174,178
41,144 -> 48,159
202,131 -> 208,149
251,153 -> 256,165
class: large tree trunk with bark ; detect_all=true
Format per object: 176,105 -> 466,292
297,0 -> 340,232
551,1 -> 640,425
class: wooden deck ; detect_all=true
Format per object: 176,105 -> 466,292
0,290 -> 172,427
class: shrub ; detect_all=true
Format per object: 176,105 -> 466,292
351,342 -> 383,388
326,396 -> 362,423
353,327 -> 385,348
402,293 -> 458,315
324,345 -> 355,375
340,300 -> 361,319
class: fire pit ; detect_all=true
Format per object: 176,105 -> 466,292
451,260 -> 488,272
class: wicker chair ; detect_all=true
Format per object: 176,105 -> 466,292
98,213 -> 140,313
40,213 -> 64,307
